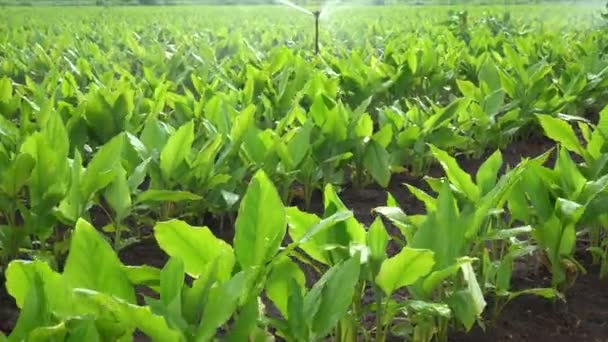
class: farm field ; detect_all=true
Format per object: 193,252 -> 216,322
1,3 -> 608,341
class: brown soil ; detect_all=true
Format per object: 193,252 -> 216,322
4,135 -> 604,342
451,259 -> 608,342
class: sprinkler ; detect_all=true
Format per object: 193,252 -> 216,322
278,0 -> 323,55
313,10 -> 320,54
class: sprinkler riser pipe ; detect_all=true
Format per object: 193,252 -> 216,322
313,11 -> 320,54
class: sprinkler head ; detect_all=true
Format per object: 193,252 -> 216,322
313,10 -> 321,19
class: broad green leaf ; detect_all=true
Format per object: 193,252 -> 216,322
8,271 -> 49,341
58,152 -> 84,222
28,323 -> 67,342
160,121 -> 194,181
104,165 -> 132,221
226,298 -> 261,342
507,288 -> 561,301
476,150 -> 502,195
74,289 -> 181,342
304,256 -> 361,339
160,257 -> 185,327
297,210 -> 353,245
81,134 -> 125,200
536,114 -> 584,156
460,262 -> 486,319
127,158 -> 151,192
555,147 -> 586,199
154,220 -> 234,280
479,59 -> 501,92
287,121 -> 312,167
597,105 -> 608,140
363,140 -> 391,188
84,91 -> 125,143
5,260 -> 63,310
368,217 -> 389,263
421,257 -> 476,297
65,319 -> 101,342
124,265 -> 160,289
197,270 -> 254,341
375,247 -> 435,295
136,189 -> 202,203
234,170 -> 286,268
0,77 -> 12,101
64,219 -> 135,303
411,182 -> 464,269
447,290 -> 477,331
21,112 -> 70,210
429,145 -> 480,201
423,99 -> 464,132
406,184 -> 437,211
286,208 -> 326,263
287,278 -> 308,341
266,256 -> 306,318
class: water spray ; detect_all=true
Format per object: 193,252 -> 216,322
278,0 -> 322,55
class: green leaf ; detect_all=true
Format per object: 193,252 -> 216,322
375,247 -> 435,295
405,184 -> 437,211
555,147 -> 586,199
411,182 -> 464,269
0,77 -> 12,101
81,134 -> 125,200
74,289 -> 181,342
287,121 -> 313,167
368,217 -> 389,263
58,152 -> 84,222
234,170 -> 286,268
84,91 -> 126,143
226,298 -> 261,342
304,256 -> 361,339
160,121 -> 194,181
423,99 -> 464,132
476,150 -> 502,195
429,145 -> 480,201
536,114 -> 584,156
154,220 -> 234,281
363,140 -> 391,188
127,158 -> 151,192
104,165 -> 132,221
479,59 -> 501,92
28,323 -> 67,342
64,219 -> 135,303
597,105 -> 608,140
297,210 -> 353,245
160,257 -> 185,327
8,271 -> 49,341
507,288 -> 561,301
421,257 -> 476,297
197,270 -> 254,341
65,319 -> 101,342
447,290 -> 477,331
136,189 -> 202,203
124,265 -> 160,289
266,256 -> 306,318
21,112 -> 70,210
460,262 -> 486,319
483,226 -> 532,241
287,278 -> 309,341
286,208 -> 328,264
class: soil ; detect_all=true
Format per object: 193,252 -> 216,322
4,135 -> 606,342
451,258 -> 608,342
